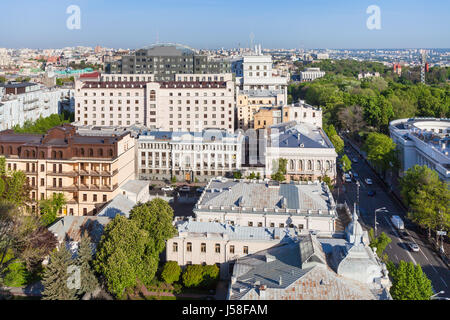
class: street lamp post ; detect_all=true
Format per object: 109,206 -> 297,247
430,291 -> 445,300
356,180 -> 360,213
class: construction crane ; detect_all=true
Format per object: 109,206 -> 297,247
420,49 -> 428,84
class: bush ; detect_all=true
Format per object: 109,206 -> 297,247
4,261 -> 29,287
201,264 -> 220,288
182,265 -> 204,288
161,261 -> 182,284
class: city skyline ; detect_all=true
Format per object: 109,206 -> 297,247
1,0 -> 449,49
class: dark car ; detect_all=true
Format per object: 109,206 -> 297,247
367,190 -> 376,197
399,231 -> 411,240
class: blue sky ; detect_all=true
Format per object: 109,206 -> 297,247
0,0 -> 449,49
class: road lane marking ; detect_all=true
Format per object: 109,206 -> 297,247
383,215 -> 417,265
421,251 -> 429,262
394,254 -> 399,262
440,277 -> 448,288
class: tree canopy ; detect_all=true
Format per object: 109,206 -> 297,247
363,132 -> 397,172
388,260 -> 433,300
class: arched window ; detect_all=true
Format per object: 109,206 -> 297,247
40,151 -> 44,159
289,160 -> 295,171
32,150 -> 36,158
0,146 -> 3,154
98,149 -> 103,157
316,160 -> 321,171
52,151 -> 56,159
326,160 -> 331,170
89,149 -> 94,157
298,160 -> 303,171
26,150 -> 30,158
307,160 -> 312,171
80,148 -> 85,156
108,149 -> 113,157
8,146 -> 12,154
58,151 -> 63,159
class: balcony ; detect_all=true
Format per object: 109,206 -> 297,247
48,171 -> 78,177
47,185 -> 78,192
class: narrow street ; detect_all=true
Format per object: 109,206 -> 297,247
337,138 -> 450,298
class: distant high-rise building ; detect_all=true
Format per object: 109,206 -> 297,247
105,44 -> 231,81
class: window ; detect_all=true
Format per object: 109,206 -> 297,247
215,243 -> 220,253
230,245 -> 235,254
248,221 -> 253,227
103,194 -> 107,202
243,246 -> 248,254
258,222 -> 263,227
186,242 -> 192,252
270,223 -> 275,227
93,194 -> 97,202
173,242 -> 178,252
83,194 -> 87,202
201,243 -> 206,253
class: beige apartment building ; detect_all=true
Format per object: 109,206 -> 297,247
166,219 -> 296,278
0,124 -> 135,216
74,73 -> 235,133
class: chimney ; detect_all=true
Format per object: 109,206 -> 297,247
278,275 -> 282,286
259,284 -> 266,299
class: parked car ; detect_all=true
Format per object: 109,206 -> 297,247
391,215 -> 405,230
408,242 -> 420,252
352,172 -> 359,181
179,185 -> 191,192
367,190 -> 376,197
399,231 -> 411,240
365,178 -> 373,185
344,173 -> 352,183
161,186 -> 174,192
196,187 -> 205,193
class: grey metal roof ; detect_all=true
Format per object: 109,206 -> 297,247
175,220 -> 297,242
97,194 -> 136,218
197,180 -> 332,214
121,179 -> 149,195
269,121 -> 334,149
48,216 -> 111,244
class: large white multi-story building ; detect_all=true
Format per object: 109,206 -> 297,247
0,82 -> 68,131
137,129 -> 244,182
389,118 -> 450,183
194,178 -> 337,236
74,73 -> 235,133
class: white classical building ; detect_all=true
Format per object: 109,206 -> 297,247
194,178 -> 337,236
265,121 -> 337,181
0,82 -> 67,130
389,118 -> 450,183
299,68 -> 325,82
166,219 -> 297,278
137,129 -> 244,182
74,73 -> 235,133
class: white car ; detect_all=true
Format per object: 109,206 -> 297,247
408,242 -> 420,252
365,178 -> 373,185
161,186 -> 174,192
179,186 -> 191,192
344,173 -> 352,183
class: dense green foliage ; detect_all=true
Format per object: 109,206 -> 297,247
40,193 -> 66,227
13,113 -> 71,134
129,199 -> 177,254
387,260 -> 433,300
362,133 -> 397,172
368,229 -> 392,256
340,155 -> 352,173
41,246 -> 77,300
181,264 -> 220,288
2,250 -> 30,287
161,261 -> 182,284
93,215 -> 158,298
400,165 -> 450,237
324,124 -> 344,154
233,171 -> 242,179
288,72 -> 449,134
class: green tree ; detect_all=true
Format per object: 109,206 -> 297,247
324,124 -> 344,155
340,155 -> 352,172
161,261 -> 182,284
93,216 -> 158,298
40,193 -> 66,227
233,171 -> 242,179
321,175 -> 334,191
400,165 -> 450,240
389,261 -> 433,300
182,264 -> 204,288
368,230 -> 391,256
41,245 -> 77,300
76,233 -> 99,296
129,199 -> 177,254
170,176 -> 177,184
201,264 -> 220,288
271,158 -> 287,182
247,172 -> 256,180
363,132 -> 396,173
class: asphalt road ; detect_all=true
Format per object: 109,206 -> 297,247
337,145 -> 450,298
